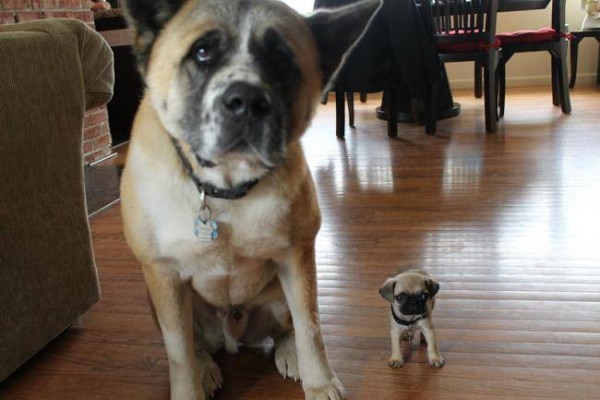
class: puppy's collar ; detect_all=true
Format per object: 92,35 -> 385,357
390,305 -> 427,328
171,138 -> 259,200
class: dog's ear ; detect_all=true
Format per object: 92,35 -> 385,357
124,0 -> 186,36
123,0 -> 187,75
425,279 -> 440,299
307,0 -> 382,94
378,278 -> 396,303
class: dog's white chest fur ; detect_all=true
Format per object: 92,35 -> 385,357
125,139 -> 290,307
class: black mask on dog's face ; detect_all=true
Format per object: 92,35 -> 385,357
395,292 -> 429,316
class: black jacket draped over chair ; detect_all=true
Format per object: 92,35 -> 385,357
314,0 -> 441,137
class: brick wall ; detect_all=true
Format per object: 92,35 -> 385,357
0,1 -> 94,25
0,0 -> 113,164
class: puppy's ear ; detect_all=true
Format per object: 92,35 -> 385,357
123,0 -> 187,75
379,278 -> 396,303
425,279 -> 440,299
307,0 -> 382,95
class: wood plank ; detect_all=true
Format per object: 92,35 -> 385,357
2,85 -> 600,399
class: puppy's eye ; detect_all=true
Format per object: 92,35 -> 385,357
420,292 -> 429,301
395,293 -> 407,302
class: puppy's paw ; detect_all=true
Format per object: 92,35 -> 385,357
429,354 -> 445,368
388,357 -> 404,369
198,352 -> 223,398
304,375 -> 346,400
274,334 -> 300,381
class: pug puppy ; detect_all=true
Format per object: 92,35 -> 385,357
379,269 -> 445,368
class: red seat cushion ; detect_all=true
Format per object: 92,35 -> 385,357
435,30 -> 500,53
496,27 -> 556,45
436,39 -> 499,52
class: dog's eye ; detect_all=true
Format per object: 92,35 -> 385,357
191,31 -> 221,66
420,292 -> 429,301
195,45 -> 214,63
395,293 -> 407,302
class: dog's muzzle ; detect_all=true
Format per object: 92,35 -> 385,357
221,82 -> 272,121
398,294 -> 428,316
216,81 -> 285,167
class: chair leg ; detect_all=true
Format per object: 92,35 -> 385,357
474,62 -> 483,98
556,42 -> 572,114
425,81 -> 438,135
498,61 -> 506,118
387,86 -> 397,138
346,92 -> 355,128
484,51 -> 498,133
569,35 -> 581,88
597,39 -> 600,85
335,91 -> 345,138
551,56 -> 560,106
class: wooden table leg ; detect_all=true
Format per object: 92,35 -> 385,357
596,38 -> 600,85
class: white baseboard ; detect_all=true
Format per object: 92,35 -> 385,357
449,73 -> 598,89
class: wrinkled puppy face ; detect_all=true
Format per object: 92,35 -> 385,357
379,271 -> 440,316
125,0 -> 381,185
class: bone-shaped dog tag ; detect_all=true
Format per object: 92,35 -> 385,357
194,217 -> 218,242
194,196 -> 218,242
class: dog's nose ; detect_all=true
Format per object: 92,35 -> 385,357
221,82 -> 271,120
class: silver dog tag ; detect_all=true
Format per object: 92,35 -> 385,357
194,217 -> 218,242
194,190 -> 218,242
403,328 -> 414,343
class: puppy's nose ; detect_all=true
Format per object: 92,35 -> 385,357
221,82 -> 271,120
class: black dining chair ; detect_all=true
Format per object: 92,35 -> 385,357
569,29 -> 600,88
495,0 -> 571,116
313,0 -> 397,138
420,0 -> 500,133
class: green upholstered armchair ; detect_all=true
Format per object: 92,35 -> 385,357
0,18 -> 114,381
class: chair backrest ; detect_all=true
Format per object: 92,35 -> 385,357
551,0 -> 566,34
420,0 -> 499,48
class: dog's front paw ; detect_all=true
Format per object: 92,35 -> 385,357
429,354 -> 445,368
388,357 -> 404,369
304,375 -> 346,400
275,334 -> 300,381
198,352 -> 223,397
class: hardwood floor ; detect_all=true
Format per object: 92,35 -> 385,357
2,85 -> 600,399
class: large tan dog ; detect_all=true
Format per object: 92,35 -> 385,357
120,0 -> 380,399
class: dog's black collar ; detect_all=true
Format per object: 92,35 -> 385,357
171,138 -> 259,200
390,305 -> 427,328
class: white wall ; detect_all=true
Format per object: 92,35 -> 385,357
280,0 -> 314,13
446,1 -> 599,88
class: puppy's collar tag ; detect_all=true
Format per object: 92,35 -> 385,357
194,190 -> 219,242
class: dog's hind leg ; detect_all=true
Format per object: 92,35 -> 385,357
197,351 -> 223,397
274,331 -> 300,381
277,246 -> 346,400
